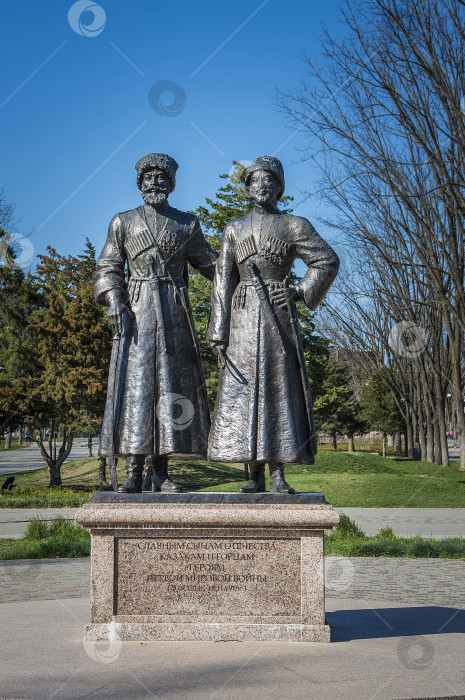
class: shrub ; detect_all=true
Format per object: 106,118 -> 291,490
332,514 -> 367,539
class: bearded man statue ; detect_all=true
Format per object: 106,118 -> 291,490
95,153 -> 217,493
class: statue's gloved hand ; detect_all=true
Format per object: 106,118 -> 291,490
210,341 -> 226,357
269,284 -> 300,309
210,341 -> 227,369
106,290 -> 134,336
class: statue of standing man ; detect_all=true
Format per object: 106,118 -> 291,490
95,153 -> 218,493
207,156 -> 339,493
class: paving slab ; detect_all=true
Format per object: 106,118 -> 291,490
1,596 -> 464,700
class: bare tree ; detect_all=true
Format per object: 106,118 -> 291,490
279,0 -> 465,467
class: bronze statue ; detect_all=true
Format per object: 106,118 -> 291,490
207,156 -> 339,493
95,153 -> 217,493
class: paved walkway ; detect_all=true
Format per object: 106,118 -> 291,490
0,508 -> 79,537
2,556 -> 465,607
1,506 -> 464,539
335,507 -> 465,538
1,596 -> 464,700
0,439 -> 98,476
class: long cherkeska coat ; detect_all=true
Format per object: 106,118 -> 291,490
206,210 -> 339,464
95,203 -> 217,459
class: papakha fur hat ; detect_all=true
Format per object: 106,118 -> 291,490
245,156 -> 285,199
135,153 -> 179,192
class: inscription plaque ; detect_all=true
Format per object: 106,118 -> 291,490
116,538 -> 301,617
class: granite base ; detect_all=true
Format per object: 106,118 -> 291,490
76,492 -> 339,643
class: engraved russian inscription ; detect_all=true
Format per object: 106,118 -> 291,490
116,538 -> 301,617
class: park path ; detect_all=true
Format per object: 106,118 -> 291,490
335,507 -> 465,538
0,438 -> 98,476
1,556 -> 464,607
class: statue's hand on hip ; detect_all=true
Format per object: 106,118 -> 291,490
270,285 -> 300,309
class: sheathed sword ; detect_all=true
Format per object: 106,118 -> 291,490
285,278 -> 317,455
107,331 -> 120,492
107,311 -> 132,491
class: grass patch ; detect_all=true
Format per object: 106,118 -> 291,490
317,442 -> 401,455
0,516 -> 90,560
0,442 -> 29,451
2,450 -> 465,507
325,514 -> 465,559
0,486 -> 95,508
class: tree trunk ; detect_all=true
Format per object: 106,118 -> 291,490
348,435 -> 355,452
444,313 -> 465,469
48,420 -> 54,461
4,431 -> 11,449
394,432 -> 402,452
403,430 -> 408,457
382,432 -> 387,458
434,383 -> 449,467
332,433 -> 337,451
425,411 -> 434,463
411,385 -> 421,461
36,430 -> 74,487
87,434 -> 93,458
419,414 -> 428,462
406,414 -> 414,459
433,417 -> 443,466
19,425 -> 25,445
460,432 -> 465,472
416,371 -> 427,461
48,462 -> 62,487
99,457 -> 109,489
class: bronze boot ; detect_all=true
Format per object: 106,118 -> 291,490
238,462 -> 266,493
118,455 -> 144,493
269,463 -> 295,494
151,456 -> 183,492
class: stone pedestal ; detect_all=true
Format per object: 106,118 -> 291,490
76,492 -> 339,642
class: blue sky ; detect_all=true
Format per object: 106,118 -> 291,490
0,0 -> 343,268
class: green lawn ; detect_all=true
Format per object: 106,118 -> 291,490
325,515 -> 465,559
0,516 -> 90,559
203,451 -> 465,507
0,442 -> 30,451
1,450 -> 464,507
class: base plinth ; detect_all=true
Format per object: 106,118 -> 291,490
76,492 -> 339,643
